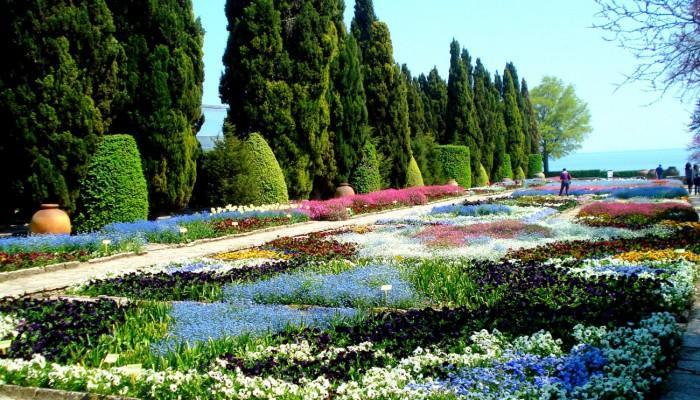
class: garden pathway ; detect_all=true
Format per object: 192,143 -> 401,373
661,195 -> 700,399
0,194 -> 487,297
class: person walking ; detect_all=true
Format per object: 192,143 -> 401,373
694,164 -> 700,195
655,164 -> 664,180
559,168 -> 572,196
685,162 -> 693,193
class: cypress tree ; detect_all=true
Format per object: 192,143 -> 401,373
352,7 -> 412,188
461,49 -> 474,90
521,79 -> 541,155
330,35 -> 369,184
473,59 -> 498,177
420,68 -> 448,142
0,0 -> 125,217
106,0 -> 204,215
402,65 -> 438,185
494,71 -> 504,98
446,40 -> 481,185
502,68 -> 526,175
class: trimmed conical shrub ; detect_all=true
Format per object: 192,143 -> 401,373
499,154 -> 514,180
406,156 -> 424,187
515,166 -> 526,181
527,154 -> 543,178
476,163 -> 489,187
75,135 -> 149,232
244,133 -> 289,205
351,141 -> 382,194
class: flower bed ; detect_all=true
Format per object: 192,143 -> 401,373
300,185 -> 464,220
0,180 -> 697,399
576,201 -> 698,228
513,179 -> 688,198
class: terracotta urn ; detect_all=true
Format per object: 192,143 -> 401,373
534,172 -> 545,179
446,179 -> 459,187
30,204 -> 71,234
334,182 -> 356,198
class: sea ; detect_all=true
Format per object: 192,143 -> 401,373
549,148 -> 693,172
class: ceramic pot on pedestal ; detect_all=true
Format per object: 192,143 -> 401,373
30,204 -> 71,234
334,183 -> 356,198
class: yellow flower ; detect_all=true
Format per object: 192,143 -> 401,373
212,248 -> 290,261
615,249 -> 700,263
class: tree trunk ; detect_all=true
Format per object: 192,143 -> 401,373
543,153 -> 549,174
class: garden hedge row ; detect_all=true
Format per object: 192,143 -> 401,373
436,145 -> 471,187
544,168 -> 677,178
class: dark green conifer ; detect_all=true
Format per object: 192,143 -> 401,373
502,68 -> 527,174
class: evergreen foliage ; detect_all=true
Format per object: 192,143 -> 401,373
527,154 -> 544,178
330,35 -> 369,183
191,130 -> 254,207
515,166 -> 526,181
521,79 -> 541,155
419,68 -> 448,141
243,133 -> 289,205
106,0 -> 204,215
437,145 -> 471,188
0,0 -> 125,216
406,156 -> 425,187
476,163 -> 490,187
351,141 -> 382,194
353,14 -> 412,188
499,153 -> 514,180
74,135 -> 148,232
403,65 -> 439,185
502,68 -> 527,175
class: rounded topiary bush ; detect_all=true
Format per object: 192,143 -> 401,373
75,134 -> 148,232
527,154 -> 543,178
351,141 -> 382,194
499,154 -> 514,180
437,145 -> 471,187
476,163 -> 489,187
244,133 -> 289,205
406,156 -> 424,187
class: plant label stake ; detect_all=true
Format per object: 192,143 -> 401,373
0,340 -> 11,355
381,284 -> 392,304
103,353 -> 119,365
101,239 -> 111,254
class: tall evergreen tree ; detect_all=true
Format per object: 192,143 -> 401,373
106,0 -> 204,215
402,65 -> 438,184
461,49 -> 474,89
330,35 -> 369,183
0,0 -> 125,217
420,68 -> 448,142
502,68 -> 526,173
445,40 -> 481,185
494,71 -> 504,98
473,59 -> 498,176
350,0 -> 376,48
353,10 -> 411,187
521,79 -> 541,155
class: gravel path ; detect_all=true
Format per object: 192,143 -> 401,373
0,194 -> 490,297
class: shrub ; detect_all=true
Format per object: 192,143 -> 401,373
74,135 -> 148,232
665,166 -> 679,176
476,163 -> 489,187
515,166 -> 526,181
499,154 -> 513,180
544,169 -> 604,178
436,145 -> 471,187
527,154 -> 543,178
406,156 -> 424,187
191,133 -> 254,207
244,133 -> 289,205
351,141 -> 382,194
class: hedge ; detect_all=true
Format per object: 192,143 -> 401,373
499,154 -> 513,180
244,133 -> 289,205
74,134 -> 149,232
406,156 -> 424,187
527,154 -> 543,178
476,163 -> 489,187
351,141 -> 382,194
544,169 -> 655,178
436,145 -> 471,187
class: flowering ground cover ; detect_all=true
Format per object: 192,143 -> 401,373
513,178 -> 688,198
576,200 -> 698,228
0,179 -> 698,399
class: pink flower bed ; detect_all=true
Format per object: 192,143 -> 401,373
299,185 -> 464,221
578,201 -> 694,218
414,220 -> 553,247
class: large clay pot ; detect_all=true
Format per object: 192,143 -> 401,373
334,182 -> 356,198
446,179 -> 459,187
30,204 -> 71,234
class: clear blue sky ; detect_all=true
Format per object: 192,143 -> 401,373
193,0 -> 693,153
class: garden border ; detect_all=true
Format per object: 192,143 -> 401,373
0,384 -> 138,400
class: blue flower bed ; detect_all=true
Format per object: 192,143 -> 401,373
156,301 -> 356,350
590,264 -> 666,276
430,204 -> 512,217
410,345 -> 606,398
0,232 -> 144,254
223,264 -> 420,308
610,186 -> 688,199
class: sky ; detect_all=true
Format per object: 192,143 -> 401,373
193,0 -> 693,153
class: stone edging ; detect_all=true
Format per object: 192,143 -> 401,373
0,384 -> 138,400
0,252 -> 145,284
